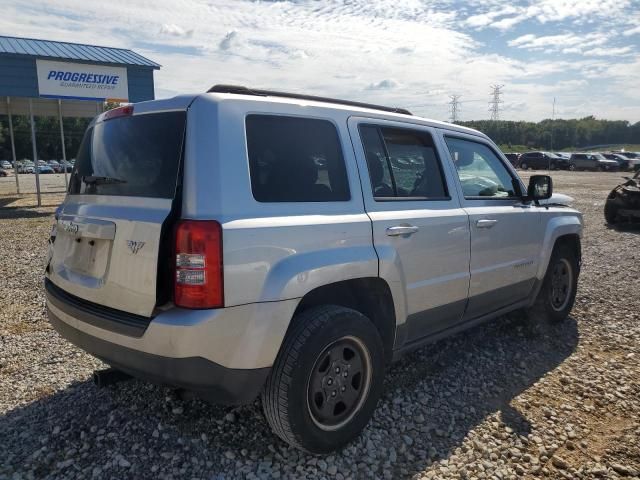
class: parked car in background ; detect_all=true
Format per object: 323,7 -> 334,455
519,151 -> 570,170
602,153 -> 630,171
0,168 -> 8,177
604,169 -> 640,224
36,165 -> 55,174
1,160 -> 12,169
16,161 -> 34,174
554,152 -> 571,161
503,153 -> 520,167
46,88 -> 583,453
569,153 -> 619,171
48,160 -> 62,172
61,161 -> 74,172
612,152 -> 640,171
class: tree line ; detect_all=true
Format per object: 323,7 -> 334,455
0,114 -> 91,162
458,117 -> 640,151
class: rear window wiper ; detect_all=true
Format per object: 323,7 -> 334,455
82,175 -> 127,185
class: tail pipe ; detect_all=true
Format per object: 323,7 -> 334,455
93,368 -> 132,388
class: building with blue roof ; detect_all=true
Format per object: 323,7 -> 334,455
0,35 -> 160,102
0,35 -> 160,203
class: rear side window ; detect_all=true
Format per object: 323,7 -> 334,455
69,111 -> 186,198
359,125 -> 448,200
246,115 -> 350,202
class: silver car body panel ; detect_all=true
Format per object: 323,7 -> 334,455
47,91 -> 583,372
48,296 -> 298,369
347,116 -> 471,333
49,196 -> 173,317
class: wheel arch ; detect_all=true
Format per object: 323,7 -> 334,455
291,278 -> 397,363
536,216 -> 583,282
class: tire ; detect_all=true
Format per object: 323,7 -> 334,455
527,244 -> 579,324
262,305 -> 385,453
569,163 -> 576,171
604,198 -> 619,225
520,162 -> 528,170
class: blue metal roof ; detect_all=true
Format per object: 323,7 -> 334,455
0,35 -> 160,69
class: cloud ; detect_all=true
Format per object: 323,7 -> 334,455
508,32 -> 614,55
466,0 -> 632,31
159,23 -> 193,38
623,25 -> 640,36
366,79 -> 400,90
584,46 -> 634,57
0,0 -> 638,121
465,5 -> 518,29
219,30 -> 239,51
393,46 -> 414,55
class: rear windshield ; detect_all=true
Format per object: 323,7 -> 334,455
69,111 -> 186,198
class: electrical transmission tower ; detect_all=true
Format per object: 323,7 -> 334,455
488,84 -> 504,121
448,95 -> 462,123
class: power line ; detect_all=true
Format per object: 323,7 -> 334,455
448,95 -> 462,123
488,84 -> 504,121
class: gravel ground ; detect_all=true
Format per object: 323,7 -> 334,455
1,170 -> 639,480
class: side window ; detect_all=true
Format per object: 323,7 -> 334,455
359,125 -> 448,200
246,115 -> 350,202
444,137 -> 517,199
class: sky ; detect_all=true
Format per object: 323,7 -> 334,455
2,0 -> 640,122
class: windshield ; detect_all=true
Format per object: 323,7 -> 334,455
69,111 -> 186,198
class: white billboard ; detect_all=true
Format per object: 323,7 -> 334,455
36,59 -> 129,101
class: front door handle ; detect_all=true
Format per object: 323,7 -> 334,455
476,219 -> 498,229
386,225 -> 419,236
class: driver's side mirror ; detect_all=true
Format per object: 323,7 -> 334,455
527,175 -> 553,201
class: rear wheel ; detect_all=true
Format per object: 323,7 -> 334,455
569,163 -> 576,171
527,244 -> 578,324
262,305 -> 385,453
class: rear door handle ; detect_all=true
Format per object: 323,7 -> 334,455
386,225 -> 419,236
476,219 -> 498,229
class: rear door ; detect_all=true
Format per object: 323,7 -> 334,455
348,118 -> 470,343
47,105 -> 187,317
573,154 -> 589,169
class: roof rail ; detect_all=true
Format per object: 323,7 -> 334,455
207,84 -> 412,116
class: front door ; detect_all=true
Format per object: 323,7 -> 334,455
441,134 -> 543,320
349,118 -> 471,343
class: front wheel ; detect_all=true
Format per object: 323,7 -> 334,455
527,244 -> 579,324
568,163 -> 576,171
604,197 -> 619,224
262,305 -> 385,453
520,162 -> 528,170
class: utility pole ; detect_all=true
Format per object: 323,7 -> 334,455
488,84 -> 504,121
448,94 -> 462,123
550,97 -> 556,151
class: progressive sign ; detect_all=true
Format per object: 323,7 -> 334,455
36,59 -> 129,101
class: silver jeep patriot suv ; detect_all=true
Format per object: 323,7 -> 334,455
46,85 -> 582,453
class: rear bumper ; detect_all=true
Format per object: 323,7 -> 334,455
48,309 -> 269,404
45,280 -> 299,404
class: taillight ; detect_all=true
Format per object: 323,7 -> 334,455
174,220 -> 224,309
103,105 -> 134,121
